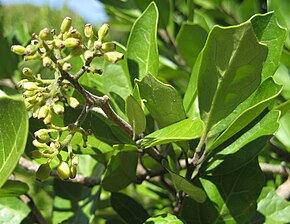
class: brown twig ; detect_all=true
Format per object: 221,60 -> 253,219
59,69 -> 133,136
276,176 -> 290,200
19,157 -> 101,187
259,162 -> 290,200
19,194 -> 48,224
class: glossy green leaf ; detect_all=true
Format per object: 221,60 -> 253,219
198,22 -> 267,130
176,22 -> 208,68
0,197 -> 30,224
257,189 -> 290,224
275,111 -> 290,151
102,150 -> 138,192
53,180 -> 99,224
0,93 -> 28,188
163,161 -> 206,203
126,2 -> 159,81
202,159 -> 264,223
251,12 -> 287,80
126,95 -> 146,136
103,43 -> 132,100
182,159 -> 263,223
0,180 -> 29,197
111,192 -> 149,224
0,20 -> 17,79
209,78 -> 282,151
268,0 -> 290,49
206,111 -> 280,175
144,213 -> 183,223
141,118 -> 204,148
137,74 -> 186,128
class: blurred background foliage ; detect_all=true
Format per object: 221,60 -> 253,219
1,0 -> 290,223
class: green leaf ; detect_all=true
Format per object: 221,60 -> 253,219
0,197 -> 30,224
208,78 -> 282,151
103,43 -> 132,100
144,213 -> 183,223
0,93 -> 28,188
275,111 -> 290,151
163,161 -> 206,203
198,22 -> 268,130
126,95 -> 146,136
268,0 -> 290,49
102,150 -> 138,192
137,74 -> 186,128
176,22 -> 208,68
257,189 -> 290,224
201,159 -> 264,223
111,192 -> 149,224
53,180 -> 99,224
126,2 -> 159,81
251,12 -> 287,80
0,180 -> 29,197
181,159 -> 264,223
141,118 -> 204,148
206,110 -> 280,175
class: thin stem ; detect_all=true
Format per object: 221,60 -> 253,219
59,69 -> 133,136
19,157 -> 101,187
19,194 -> 48,224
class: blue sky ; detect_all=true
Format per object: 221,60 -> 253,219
0,0 -> 108,24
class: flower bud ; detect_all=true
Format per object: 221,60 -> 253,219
103,51 -> 124,63
94,40 -> 102,50
11,45 -> 26,55
34,129 -> 53,143
38,105 -> 49,119
69,29 -> 82,40
42,56 -> 53,68
71,155 -> 79,166
98,24 -> 109,41
70,166 -> 77,178
67,96 -> 80,109
57,161 -> 71,180
24,101 -> 34,110
24,53 -> 40,61
22,82 -> 39,91
64,37 -> 80,48
23,90 -> 36,98
22,67 -> 33,76
53,39 -> 65,49
84,24 -> 94,39
60,17 -> 72,33
43,112 -> 52,124
33,107 -> 40,118
39,28 -> 50,40
25,44 -> 38,55
101,42 -> 116,52
36,163 -> 51,181
52,102 -> 64,115
84,50 -> 94,61
62,62 -> 72,71
31,150 -> 44,158
32,139 -> 48,148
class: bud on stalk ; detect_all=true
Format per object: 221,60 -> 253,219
84,24 -> 94,39
36,163 -> 51,181
64,38 -> 80,48
98,24 -> 109,41
101,42 -> 116,52
11,45 -> 26,55
57,161 -> 71,180
60,17 -> 72,33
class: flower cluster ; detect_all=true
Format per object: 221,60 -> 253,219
11,17 -> 124,181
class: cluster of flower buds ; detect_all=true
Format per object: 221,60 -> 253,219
11,17 -> 124,181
